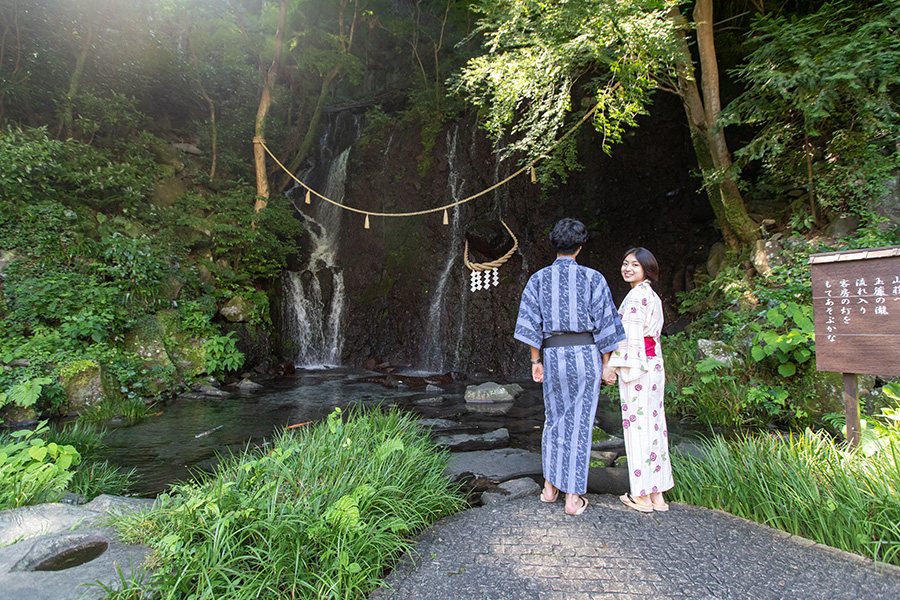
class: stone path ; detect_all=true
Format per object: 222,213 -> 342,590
370,494 -> 900,600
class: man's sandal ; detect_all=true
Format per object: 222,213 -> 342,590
566,496 -> 589,516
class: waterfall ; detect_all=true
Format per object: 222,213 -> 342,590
282,113 -> 360,367
423,127 -> 466,372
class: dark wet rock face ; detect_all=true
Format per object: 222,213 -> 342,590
274,93 -> 719,377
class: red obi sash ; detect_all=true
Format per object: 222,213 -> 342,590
644,336 -> 656,357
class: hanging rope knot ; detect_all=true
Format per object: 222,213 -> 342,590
465,221 -> 518,292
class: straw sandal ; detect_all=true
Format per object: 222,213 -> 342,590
619,493 -> 653,513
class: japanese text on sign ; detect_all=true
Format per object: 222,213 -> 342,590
810,247 -> 900,376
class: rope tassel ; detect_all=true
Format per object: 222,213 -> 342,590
305,190 -> 311,204
530,165 -> 536,183
364,214 -> 370,229
443,209 -> 449,225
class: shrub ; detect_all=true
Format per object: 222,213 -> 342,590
671,430 -> 900,566
112,408 -> 464,599
0,422 -> 81,510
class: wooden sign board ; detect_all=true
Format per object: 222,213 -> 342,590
809,246 -> 900,376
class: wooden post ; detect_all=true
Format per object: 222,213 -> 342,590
842,372 -> 860,448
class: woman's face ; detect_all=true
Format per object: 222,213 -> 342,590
621,254 -> 645,285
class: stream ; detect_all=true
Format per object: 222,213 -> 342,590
99,368 -> 692,497
98,369 -> 547,496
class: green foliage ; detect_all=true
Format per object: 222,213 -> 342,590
724,0 -> 900,217
173,187 -> 302,284
78,396 -> 150,427
750,302 -> 815,378
68,459 -> 136,500
111,408 -> 464,599
203,332 -> 245,376
0,377 -> 54,412
858,383 -> 900,456
0,422 -> 82,509
98,233 -> 170,307
671,430 -> 900,566
453,0 -> 681,184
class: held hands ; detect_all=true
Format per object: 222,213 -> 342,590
532,362 -> 544,383
602,365 -> 617,386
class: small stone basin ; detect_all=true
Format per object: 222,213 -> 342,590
10,533 -> 110,573
32,540 -> 109,571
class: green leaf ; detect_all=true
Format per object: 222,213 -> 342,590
28,446 -> 48,461
766,306 -> 786,328
778,363 -> 797,377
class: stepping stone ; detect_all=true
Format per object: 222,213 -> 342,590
433,428 -> 509,452
414,396 -> 445,406
464,382 -> 523,403
592,435 -> 625,451
481,477 -> 541,505
0,495 -> 156,600
590,450 -> 618,467
587,466 -> 629,495
416,418 -> 461,431
446,448 -> 542,482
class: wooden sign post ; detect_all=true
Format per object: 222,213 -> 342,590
809,246 -> 900,447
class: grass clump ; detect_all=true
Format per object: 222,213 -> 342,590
112,407 -> 464,599
670,431 -> 900,566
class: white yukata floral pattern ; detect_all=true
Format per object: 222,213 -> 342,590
608,280 -> 674,497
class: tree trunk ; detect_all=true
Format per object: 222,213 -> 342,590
277,66 -> 340,194
56,20 -> 93,140
186,26 -> 217,182
670,2 -> 759,249
276,0 -> 362,194
253,0 -> 288,212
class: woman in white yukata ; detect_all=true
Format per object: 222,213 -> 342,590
515,219 -> 625,516
605,247 -> 674,513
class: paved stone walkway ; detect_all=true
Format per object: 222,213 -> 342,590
370,494 -> 900,600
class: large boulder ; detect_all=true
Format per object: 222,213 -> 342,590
464,382 -> 523,404
706,242 -> 728,278
751,238 -> 783,278
823,214 -> 861,239
58,360 -> 117,414
219,295 -> 254,323
151,175 -> 186,208
696,339 -> 743,367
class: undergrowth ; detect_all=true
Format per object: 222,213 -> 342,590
109,407 -> 464,599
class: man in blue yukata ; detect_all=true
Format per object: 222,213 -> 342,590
514,218 -> 625,515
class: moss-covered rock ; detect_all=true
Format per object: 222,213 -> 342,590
125,315 -> 176,372
59,359 -> 103,413
219,295 -> 254,322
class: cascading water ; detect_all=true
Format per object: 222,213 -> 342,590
282,112 -> 361,366
423,127 -> 466,372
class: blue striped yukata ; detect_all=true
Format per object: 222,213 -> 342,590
514,256 -> 625,495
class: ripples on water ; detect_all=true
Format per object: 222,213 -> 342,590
99,368 -> 549,495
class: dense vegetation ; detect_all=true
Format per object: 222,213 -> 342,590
102,408 -> 464,599
2,0 -> 900,591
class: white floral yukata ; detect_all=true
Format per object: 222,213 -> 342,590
609,280 -> 674,497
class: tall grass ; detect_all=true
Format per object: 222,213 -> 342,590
670,431 -> 900,565
112,407 -> 465,599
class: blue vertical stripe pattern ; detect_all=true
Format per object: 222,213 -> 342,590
514,257 -> 626,495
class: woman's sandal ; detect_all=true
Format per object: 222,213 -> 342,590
651,501 -> 669,512
619,493 -> 653,513
540,487 -> 559,503
565,496 -> 589,516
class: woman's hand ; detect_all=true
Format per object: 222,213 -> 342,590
532,362 -> 544,383
602,365 -> 617,385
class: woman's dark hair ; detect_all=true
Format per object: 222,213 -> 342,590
623,247 -> 659,283
549,218 -> 588,254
